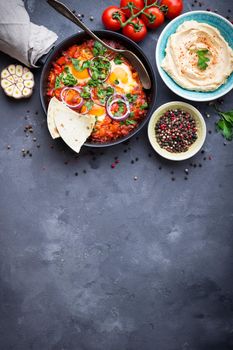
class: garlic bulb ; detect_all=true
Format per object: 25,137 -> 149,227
1,64 -> 34,99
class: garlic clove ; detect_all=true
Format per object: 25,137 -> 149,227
1,69 -> 10,79
13,86 -> 22,99
8,65 -> 16,75
5,86 -> 14,97
22,71 -> 34,81
1,79 -> 13,89
16,65 -> 23,77
24,80 -> 34,89
16,82 -> 24,91
7,75 -> 15,84
22,87 -> 32,97
13,74 -> 19,82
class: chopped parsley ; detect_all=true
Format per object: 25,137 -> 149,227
96,86 -> 114,104
88,79 -> 101,87
80,86 -> 91,99
114,100 -> 125,117
62,66 -> 77,86
93,41 -> 107,57
114,55 -> 123,65
55,72 -> 64,89
125,118 -> 137,125
216,108 -> 233,140
114,79 -> 119,85
140,102 -> 148,110
54,67 -> 77,88
84,100 -> 94,111
71,59 -> 91,71
126,93 -> 138,103
197,49 -> 210,70
89,57 -> 111,81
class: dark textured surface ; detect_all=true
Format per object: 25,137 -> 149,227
0,0 -> 233,349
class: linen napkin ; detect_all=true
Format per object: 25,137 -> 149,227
0,0 -> 58,67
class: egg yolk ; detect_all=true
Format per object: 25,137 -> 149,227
109,67 -> 129,85
89,105 -> 105,116
69,64 -> 89,80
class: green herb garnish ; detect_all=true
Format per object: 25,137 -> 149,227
71,59 -> 91,72
80,86 -> 91,99
96,86 -> 114,104
125,118 -> 137,125
93,41 -> 107,56
129,111 -> 135,118
114,100 -> 125,117
55,68 -> 77,88
114,79 -> 119,85
89,57 -> 111,82
55,72 -> 64,89
197,49 -> 210,70
62,66 -> 77,86
140,102 -> 148,110
114,55 -> 123,65
103,86 -> 114,97
88,79 -> 100,87
216,108 -> 233,140
120,113 -> 136,125
84,100 -> 94,111
126,93 -> 138,103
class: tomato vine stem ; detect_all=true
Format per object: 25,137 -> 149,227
119,0 -> 164,28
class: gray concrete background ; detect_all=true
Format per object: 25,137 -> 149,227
0,0 -> 233,349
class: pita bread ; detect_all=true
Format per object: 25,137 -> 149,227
47,97 -> 62,139
52,100 -> 95,153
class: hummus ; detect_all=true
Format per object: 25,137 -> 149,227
161,20 -> 233,91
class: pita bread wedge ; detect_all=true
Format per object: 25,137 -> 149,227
47,97 -> 62,139
53,101 -> 95,153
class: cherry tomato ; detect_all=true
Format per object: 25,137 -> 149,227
102,6 -> 126,31
160,0 -> 183,19
146,0 -> 158,4
120,0 -> 144,18
122,18 -> 147,42
141,7 -> 164,29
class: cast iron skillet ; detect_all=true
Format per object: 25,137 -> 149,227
40,30 -> 157,147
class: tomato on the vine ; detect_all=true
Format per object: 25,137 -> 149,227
102,6 -> 126,31
141,7 -> 165,29
160,0 -> 183,19
122,18 -> 147,42
120,0 -> 144,18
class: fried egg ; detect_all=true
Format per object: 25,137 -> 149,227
108,61 -> 137,93
68,62 -> 90,83
88,104 -> 106,122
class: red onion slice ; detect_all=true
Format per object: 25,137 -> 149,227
106,96 -> 130,121
60,86 -> 84,109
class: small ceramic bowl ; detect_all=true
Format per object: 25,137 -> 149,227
148,102 -> 206,161
155,11 -> 233,102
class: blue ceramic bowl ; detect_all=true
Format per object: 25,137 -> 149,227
156,11 -> 233,102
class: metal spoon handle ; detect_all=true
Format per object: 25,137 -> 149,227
47,0 -> 122,53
